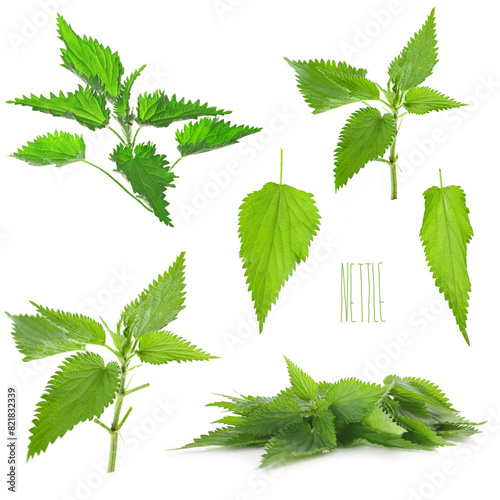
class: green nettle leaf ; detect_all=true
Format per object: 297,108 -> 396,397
176,118 -> 261,157
7,314 -> 84,362
334,107 -> 396,191
114,64 -> 147,119
31,303 -> 106,345
57,14 -> 124,98
120,252 -> 186,337
238,181 -> 321,332
261,422 -> 332,467
284,357 -> 318,401
136,91 -> 229,127
420,181 -> 473,344
11,131 -> 85,167
8,86 -> 110,130
326,378 -> 386,423
185,359 -> 481,467
137,331 -> 216,364
28,352 -> 119,459
388,8 -> 438,91
403,87 -> 465,114
110,142 -> 175,226
284,58 -> 377,113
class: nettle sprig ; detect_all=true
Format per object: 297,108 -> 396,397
285,8 -> 464,200
8,14 -> 261,226
7,253 -> 217,472
183,358 -> 481,467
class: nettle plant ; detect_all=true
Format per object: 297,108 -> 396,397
286,9 -> 474,344
8,14 -> 260,226
7,253 -> 217,472
285,8 -> 464,200
184,357 -> 481,467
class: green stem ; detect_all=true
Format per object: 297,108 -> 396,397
390,163 -> 397,200
280,148 -> 283,185
82,160 -> 153,213
132,127 -> 142,148
108,126 -> 126,144
124,383 -> 150,396
171,157 -> 182,170
388,110 -> 399,201
107,361 -> 127,473
439,169 -> 443,188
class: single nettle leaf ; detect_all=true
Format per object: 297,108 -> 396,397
120,252 -> 186,337
8,86 -> 110,130
313,410 -> 337,446
238,182 -> 320,332
114,64 -> 147,119
397,416 -> 449,447
240,397 -> 304,436
326,378 -> 386,423
212,394 -> 275,416
7,313 -> 84,362
403,87 -> 465,114
362,406 -> 406,436
31,303 -> 106,346
334,106 -> 396,191
420,183 -> 473,344
284,357 -> 318,401
136,91 -> 229,128
57,14 -> 124,98
182,426 -> 269,449
388,8 -> 438,91
339,424 -> 422,450
284,58 -> 378,113
110,142 -> 176,226
137,331 -> 216,364
435,422 -> 479,439
260,422 -> 332,467
11,131 -> 85,167
176,118 -> 261,157
28,352 -> 119,458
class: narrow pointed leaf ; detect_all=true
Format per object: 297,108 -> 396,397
28,352 -> 119,459
137,331 -> 216,364
284,357 -> 317,401
57,14 -> 123,98
8,86 -> 110,130
176,118 -> 261,156
238,182 -> 320,332
334,107 -> 396,191
114,64 -> 147,118
137,91 -> 229,127
403,86 -> 465,114
388,8 -> 438,91
11,131 -> 85,167
420,183 -> 473,344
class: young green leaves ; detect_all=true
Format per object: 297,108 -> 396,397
7,252 -> 216,472
183,358 -> 481,467
8,14 -> 260,227
238,151 -> 321,332
286,8 -> 465,200
420,172 -> 473,344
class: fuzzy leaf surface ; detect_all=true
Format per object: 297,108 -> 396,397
403,86 -> 464,114
120,252 -> 186,337
137,331 -> 215,364
238,182 -> 320,332
388,8 -> 438,91
110,142 -> 175,226
28,352 -> 119,458
8,86 -> 110,130
284,58 -> 378,113
57,14 -> 123,98
420,184 -> 473,344
7,314 -> 84,362
334,107 -> 396,191
11,131 -> 85,167
176,118 -> 261,156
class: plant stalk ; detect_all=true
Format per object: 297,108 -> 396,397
388,110 -> 399,201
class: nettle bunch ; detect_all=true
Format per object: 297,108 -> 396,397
286,9 -> 474,344
8,253 -> 217,472
184,358 -> 481,467
8,14 -> 260,226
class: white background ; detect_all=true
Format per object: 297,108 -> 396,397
1,0 -> 499,499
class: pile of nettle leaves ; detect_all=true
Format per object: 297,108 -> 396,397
184,358 -> 480,467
